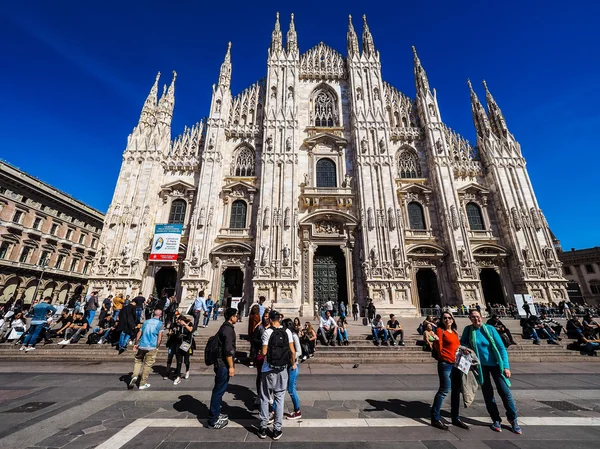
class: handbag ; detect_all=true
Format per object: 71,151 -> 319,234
179,341 -> 191,352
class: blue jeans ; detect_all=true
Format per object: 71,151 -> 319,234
23,323 -> 44,347
135,308 -> 143,323
86,310 -> 96,327
113,309 -> 120,321
337,328 -> 348,342
481,365 -> 517,423
288,364 -> 301,411
431,361 -> 461,420
203,311 -> 211,326
583,342 -> 600,353
119,331 -> 131,350
213,308 -> 219,320
372,328 -> 389,342
208,366 -> 229,424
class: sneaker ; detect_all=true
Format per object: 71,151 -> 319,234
44,339 -> 53,345
510,419 -> 522,435
548,340 -> 559,345
272,429 -> 283,440
62,340 -> 71,346
128,376 -> 138,390
208,417 -> 229,429
185,372 -> 190,379
97,341 -> 104,345
490,421 -> 502,432
257,426 -> 267,439
219,414 -> 228,420
533,340 -> 540,345
173,377 -> 182,385
268,412 -> 275,425
286,410 -> 302,420
19,346 -> 26,351
25,347 -> 36,352
138,383 -> 151,390
399,341 -> 405,346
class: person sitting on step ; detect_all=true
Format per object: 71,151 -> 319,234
318,310 -> 337,346
371,314 -> 389,346
336,316 -> 349,346
423,322 -> 438,351
386,314 -> 405,346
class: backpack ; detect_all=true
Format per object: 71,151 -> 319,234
267,328 -> 291,371
204,333 -> 221,366
86,333 -> 101,345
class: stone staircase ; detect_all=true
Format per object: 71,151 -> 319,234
0,332 -> 594,364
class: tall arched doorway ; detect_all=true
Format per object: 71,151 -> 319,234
155,267 -> 177,298
480,268 -> 506,306
220,267 -> 244,308
313,246 -> 347,312
416,268 -> 441,309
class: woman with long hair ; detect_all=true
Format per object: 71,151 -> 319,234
252,309 -> 271,405
461,309 -> 521,435
303,322 -> 317,357
430,311 -> 468,431
173,315 -> 194,385
282,318 -> 302,419
248,304 -> 261,367
293,317 -> 302,334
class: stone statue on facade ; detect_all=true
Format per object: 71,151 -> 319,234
344,173 -> 351,187
198,207 -> 206,227
121,242 -> 132,264
378,137 -> 386,153
131,258 -> 140,276
285,137 -> 292,152
282,244 -> 291,266
263,207 -> 270,229
191,244 -> 199,264
370,246 -> 378,267
260,243 -> 269,266
284,207 -> 291,228
99,245 -> 107,265
367,207 -> 374,230
392,245 -> 400,267
388,207 -> 395,230
303,173 -> 309,186
361,136 -> 368,153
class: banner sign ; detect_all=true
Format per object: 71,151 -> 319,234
514,293 -> 537,317
149,224 -> 183,261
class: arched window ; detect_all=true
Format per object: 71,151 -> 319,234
168,199 -> 187,224
398,149 -> 421,178
229,200 -> 247,229
466,202 -> 485,230
407,202 -> 426,230
313,89 -> 338,127
231,146 -> 255,177
316,158 -> 337,188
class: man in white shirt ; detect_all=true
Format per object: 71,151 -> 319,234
319,310 -> 337,346
258,310 -> 295,440
371,314 -> 389,346
324,300 -> 334,314
192,291 -> 207,332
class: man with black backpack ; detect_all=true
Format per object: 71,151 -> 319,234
258,310 -> 296,440
207,307 -> 238,430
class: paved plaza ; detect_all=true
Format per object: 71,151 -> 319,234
2,361 -> 600,448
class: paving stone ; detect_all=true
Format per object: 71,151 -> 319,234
59,427 -> 122,449
33,433 -> 79,448
165,427 -> 247,442
367,443 -> 427,449
422,442 -> 458,449
121,427 -> 175,449
482,441 -> 521,449
313,400 -> 344,409
81,424 -> 106,434
295,406 -> 328,419
155,443 -> 189,449
327,410 -> 359,419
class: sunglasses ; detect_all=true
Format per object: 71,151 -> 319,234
442,316 -> 453,320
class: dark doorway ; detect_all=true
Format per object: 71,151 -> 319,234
155,268 -> 177,298
416,268 -> 441,309
220,267 -> 243,308
313,246 -> 347,312
480,268 -> 506,306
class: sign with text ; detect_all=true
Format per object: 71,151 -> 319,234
149,224 -> 182,261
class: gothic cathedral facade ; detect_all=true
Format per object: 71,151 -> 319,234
89,14 -> 567,316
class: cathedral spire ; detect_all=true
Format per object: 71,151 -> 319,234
361,14 -> 375,57
270,12 -> 283,55
139,72 -> 160,126
347,15 -> 359,57
412,46 -> 430,95
286,13 -> 298,55
218,42 -> 232,89
468,79 -> 492,138
157,71 -> 176,125
482,80 -> 509,136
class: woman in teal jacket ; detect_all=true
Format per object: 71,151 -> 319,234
461,309 -> 521,435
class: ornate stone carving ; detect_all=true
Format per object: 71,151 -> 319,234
378,137 -> 386,153
263,207 -> 270,229
121,242 -> 132,265
260,243 -> 269,266
284,207 -> 291,229
450,205 -> 459,230
198,207 -> 206,228
282,244 -> 290,266
387,207 -> 395,230
531,208 -> 542,230
511,207 -> 522,230
344,173 -> 351,188
361,136 -> 368,153
285,137 -> 292,152
392,245 -> 400,267
522,247 -> 532,267
99,244 -> 107,265
367,207 -> 374,230
266,136 -> 273,152
370,246 -> 378,267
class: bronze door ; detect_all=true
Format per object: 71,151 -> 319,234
313,255 -> 339,312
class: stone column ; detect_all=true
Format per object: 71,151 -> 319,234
341,242 -> 354,305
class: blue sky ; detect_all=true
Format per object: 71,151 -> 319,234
1,1 -> 598,250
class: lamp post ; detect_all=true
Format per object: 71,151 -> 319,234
32,259 -> 49,302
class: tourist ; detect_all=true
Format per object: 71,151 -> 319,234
281,318 -> 302,420
336,315 -> 349,345
366,299 -> 376,321
486,314 -> 516,347
258,310 -> 295,440
237,297 -> 246,323
302,322 -> 317,358
313,302 -> 320,321
173,315 -> 194,385
204,294 -> 215,327
386,314 -> 405,346
163,311 -> 182,380
20,296 -> 56,352
84,291 -> 99,327
522,301 -> 531,318
461,310 -> 521,434
5,311 -> 27,343
423,322 -> 438,351
115,299 -> 138,353
207,307 -> 238,429
524,315 -> 560,345
212,300 -> 220,320
252,296 -> 267,322
192,290 -> 207,332
371,314 -> 388,346
164,295 -> 179,328
562,301 -> 573,319
52,308 -> 73,338
566,316 -> 585,339
252,309 -> 271,404
431,311 -> 468,431
132,294 -> 146,323
128,309 -> 164,390
98,295 -> 113,324
59,311 -> 89,345
112,294 -> 124,321
318,310 -> 337,346
248,305 -> 262,367
293,317 -> 302,334
339,301 -> 346,319
582,313 -> 600,339
93,312 -> 115,344
352,301 -> 359,321
324,299 -> 334,317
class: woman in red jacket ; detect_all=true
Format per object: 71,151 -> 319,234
430,311 -> 469,431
